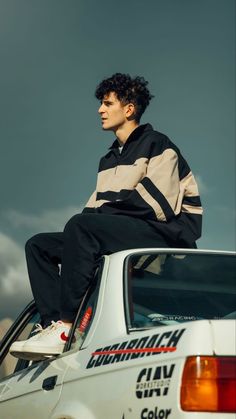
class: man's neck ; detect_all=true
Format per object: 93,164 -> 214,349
114,121 -> 139,145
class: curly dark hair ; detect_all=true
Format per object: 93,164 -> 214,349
95,73 -> 154,122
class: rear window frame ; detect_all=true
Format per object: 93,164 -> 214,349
123,249 -> 236,333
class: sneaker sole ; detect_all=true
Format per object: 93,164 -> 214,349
10,350 -> 51,361
10,344 -> 64,360
23,344 -> 63,355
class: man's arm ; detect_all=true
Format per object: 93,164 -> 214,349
97,147 -> 184,221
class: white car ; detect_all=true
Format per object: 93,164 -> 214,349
0,248 -> 235,419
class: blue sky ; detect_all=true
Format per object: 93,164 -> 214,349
0,0 -> 235,320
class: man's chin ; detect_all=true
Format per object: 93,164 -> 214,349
101,124 -> 112,131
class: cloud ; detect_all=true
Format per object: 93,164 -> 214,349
195,174 -> 208,195
198,204 -> 236,251
0,206 -> 84,320
3,206 -> 83,232
0,232 -> 29,298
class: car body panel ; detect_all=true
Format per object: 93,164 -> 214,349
210,320 -> 236,355
0,356 -> 70,419
0,248 -> 235,419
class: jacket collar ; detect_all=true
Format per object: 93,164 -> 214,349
109,123 -> 153,150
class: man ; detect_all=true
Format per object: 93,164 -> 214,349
10,73 -> 203,359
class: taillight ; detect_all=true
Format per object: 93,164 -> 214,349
181,356 -> 236,412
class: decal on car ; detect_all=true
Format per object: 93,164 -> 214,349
86,328 -> 185,368
0,382 -> 12,398
79,306 -> 92,334
140,406 -> 171,419
136,364 -> 175,398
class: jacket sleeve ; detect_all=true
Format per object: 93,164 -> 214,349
82,190 -> 97,213
98,148 -> 181,221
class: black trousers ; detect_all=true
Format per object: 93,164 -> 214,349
25,213 -> 169,326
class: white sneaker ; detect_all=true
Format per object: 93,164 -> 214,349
10,321 -> 79,361
9,323 -> 45,360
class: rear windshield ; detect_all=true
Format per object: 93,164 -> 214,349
125,253 -> 236,329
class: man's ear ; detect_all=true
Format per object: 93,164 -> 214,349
125,103 -> 136,119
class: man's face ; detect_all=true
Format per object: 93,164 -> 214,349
98,92 -> 129,131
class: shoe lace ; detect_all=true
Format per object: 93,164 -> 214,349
48,320 -> 63,331
32,320 -> 63,336
32,323 -> 44,335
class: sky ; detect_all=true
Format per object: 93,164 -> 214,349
0,0 -> 235,321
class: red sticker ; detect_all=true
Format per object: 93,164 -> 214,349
79,306 -> 92,333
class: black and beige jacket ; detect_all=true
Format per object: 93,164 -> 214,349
84,124 -> 203,247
